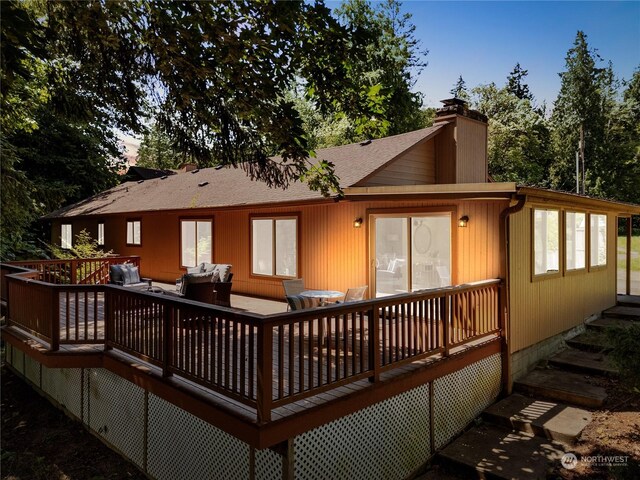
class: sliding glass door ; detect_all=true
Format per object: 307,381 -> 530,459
372,213 -> 452,298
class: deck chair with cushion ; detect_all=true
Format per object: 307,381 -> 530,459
282,279 -> 305,310
340,286 -> 368,303
176,263 -> 233,307
286,295 -> 320,311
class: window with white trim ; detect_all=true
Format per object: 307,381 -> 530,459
565,212 -> 586,271
97,222 -> 105,246
533,209 -> 559,276
61,224 -> 72,249
590,214 -> 607,267
126,220 -> 141,245
251,217 -> 297,277
181,220 -> 212,267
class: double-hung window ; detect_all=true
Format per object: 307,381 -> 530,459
590,214 -> 607,268
533,209 -> 560,276
565,212 -> 586,271
61,224 -> 72,249
181,220 -> 212,267
251,217 -> 298,277
126,220 -> 141,246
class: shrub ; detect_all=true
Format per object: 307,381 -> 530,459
607,324 -> 640,389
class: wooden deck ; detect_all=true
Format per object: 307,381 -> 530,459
2,260 -> 504,448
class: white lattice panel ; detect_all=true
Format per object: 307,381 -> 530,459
87,368 -> 145,468
11,346 -> 24,375
295,384 -> 431,480
255,447 -> 281,480
433,353 -> 501,449
147,393 -> 251,480
41,366 -> 83,420
24,354 -> 41,387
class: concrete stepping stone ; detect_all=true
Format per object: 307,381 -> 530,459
603,305 -> 640,320
587,317 -> 636,331
548,349 -> 618,376
566,331 -> 611,352
514,369 -> 606,408
616,295 -> 640,308
437,424 -> 565,480
483,394 -> 592,446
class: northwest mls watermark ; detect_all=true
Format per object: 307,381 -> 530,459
561,453 -> 630,470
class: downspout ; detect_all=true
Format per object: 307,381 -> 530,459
499,193 -> 527,396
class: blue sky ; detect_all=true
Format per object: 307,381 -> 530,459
328,1 -> 640,107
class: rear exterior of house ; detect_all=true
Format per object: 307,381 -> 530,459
4,100 -> 639,479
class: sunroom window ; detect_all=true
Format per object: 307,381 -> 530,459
590,214 -> 607,267
97,222 -> 105,246
533,209 -> 559,276
565,212 -> 586,271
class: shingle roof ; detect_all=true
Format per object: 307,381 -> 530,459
45,124 -> 444,218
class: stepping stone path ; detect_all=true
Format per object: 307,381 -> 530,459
427,294 -> 640,479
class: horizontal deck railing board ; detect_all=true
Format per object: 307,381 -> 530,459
3,260 -> 502,423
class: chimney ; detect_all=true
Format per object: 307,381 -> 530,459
433,98 -> 489,184
434,98 -> 488,124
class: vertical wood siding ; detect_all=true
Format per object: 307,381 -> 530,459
455,116 -> 488,184
63,199 -> 507,301
508,206 -> 616,353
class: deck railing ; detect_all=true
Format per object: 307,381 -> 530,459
2,260 -> 502,423
8,256 -> 140,285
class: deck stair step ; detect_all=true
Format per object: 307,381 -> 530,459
482,394 -> 592,446
548,349 -> 618,376
602,305 -> 640,320
587,317 -> 636,331
565,331 -> 611,352
617,295 -> 640,308
437,424 -> 565,480
514,369 -> 607,408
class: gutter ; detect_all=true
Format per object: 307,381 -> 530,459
499,193 -> 527,395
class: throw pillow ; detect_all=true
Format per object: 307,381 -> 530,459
213,264 -> 231,283
109,264 -> 124,284
125,265 -> 141,284
286,295 -> 320,310
186,265 -> 203,275
202,262 -> 216,273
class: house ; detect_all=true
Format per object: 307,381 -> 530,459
4,99 -> 639,479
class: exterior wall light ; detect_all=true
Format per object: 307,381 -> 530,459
458,215 -> 469,227
353,217 -> 363,228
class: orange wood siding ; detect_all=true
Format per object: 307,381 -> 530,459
508,206 -> 616,353
58,199 -> 507,300
455,116 -> 488,184
358,139 -> 435,186
434,122 -> 456,184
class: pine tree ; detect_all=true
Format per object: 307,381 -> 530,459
450,75 -> 469,100
506,63 -> 533,101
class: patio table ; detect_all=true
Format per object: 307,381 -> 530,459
300,290 -> 344,306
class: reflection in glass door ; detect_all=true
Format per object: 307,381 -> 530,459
373,214 -> 451,298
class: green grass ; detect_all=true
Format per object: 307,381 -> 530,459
617,235 -> 640,271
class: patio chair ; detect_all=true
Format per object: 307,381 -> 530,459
282,279 -> 305,310
340,286 -> 368,303
176,264 -> 233,307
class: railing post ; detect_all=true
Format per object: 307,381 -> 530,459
368,307 -> 380,382
70,259 -> 77,285
443,293 -> 450,357
256,323 -> 273,423
163,303 -> 173,378
50,288 -> 60,352
104,289 -> 113,351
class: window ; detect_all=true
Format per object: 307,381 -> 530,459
181,220 -> 212,267
565,212 -> 586,271
61,224 -> 72,249
251,217 -> 297,277
533,209 -> 559,276
97,222 -> 105,246
126,220 -> 141,245
590,214 -> 607,267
